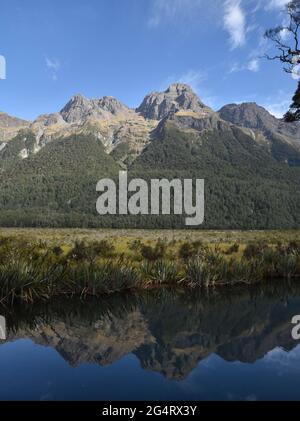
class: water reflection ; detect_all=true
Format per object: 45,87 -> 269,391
1,282 -> 300,381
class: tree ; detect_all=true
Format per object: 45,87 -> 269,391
265,0 -> 300,121
285,82 -> 300,121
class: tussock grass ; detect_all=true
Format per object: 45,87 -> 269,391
0,234 -> 299,305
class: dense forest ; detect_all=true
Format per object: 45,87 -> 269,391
0,119 -> 299,229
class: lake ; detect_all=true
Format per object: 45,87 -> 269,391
1,282 -> 300,401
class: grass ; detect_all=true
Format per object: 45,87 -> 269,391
0,229 -> 299,305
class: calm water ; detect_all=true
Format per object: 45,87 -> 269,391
1,283 -> 300,401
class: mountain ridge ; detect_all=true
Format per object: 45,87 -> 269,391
0,83 -> 299,229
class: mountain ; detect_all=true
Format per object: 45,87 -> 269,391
60,94 -> 132,123
0,112 -> 30,143
0,84 -> 300,228
29,94 -> 157,166
3,287 -> 300,380
131,113 -> 300,229
218,102 -> 300,165
137,83 -> 211,120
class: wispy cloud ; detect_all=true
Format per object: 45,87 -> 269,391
266,0 -> 290,10
223,0 -> 247,49
247,58 -> 260,71
148,0 -> 248,51
45,57 -> 61,81
178,70 -> 206,90
148,0 -> 207,28
148,0 -> 198,27
161,69 -> 220,109
229,57 -> 260,73
162,69 -> 206,92
262,90 -> 292,118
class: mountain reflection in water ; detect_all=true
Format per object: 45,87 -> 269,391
1,282 -> 300,400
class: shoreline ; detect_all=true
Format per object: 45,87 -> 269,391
0,232 -> 299,306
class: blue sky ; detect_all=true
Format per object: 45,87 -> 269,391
0,0 -> 297,120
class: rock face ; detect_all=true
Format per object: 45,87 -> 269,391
218,103 -> 276,131
28,94 -> 157,165
2,85 -> 300,164
136,83 -> 211,120
1,83 -> 300,170
218,102 -> 300,151
60,94 -> 133,124
0,112 -> 30,142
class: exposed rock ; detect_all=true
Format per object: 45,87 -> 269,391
60,94 -> 133,124
0,112 -> 30,142
218,102 -> 300,150
1,85 -> 300,169
97,96 -> 131,115
33,113 -> 67,127
137,83 -> 211,120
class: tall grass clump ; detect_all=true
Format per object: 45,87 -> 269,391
0,256 -> 66,304
0,236 -> 299,305
65,260 -> 140,297
140,259 -> 181,286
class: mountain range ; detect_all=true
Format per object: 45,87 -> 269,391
0,83 -> 300,229
2,287 -> 300,380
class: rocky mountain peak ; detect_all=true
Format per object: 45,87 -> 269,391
60,94 -> 132,124
218,101 -> 300,153
60,94 -> 96,123
136,83 -> 210,120
218,102 -> 278,131
165,83 -> 194,94
97,96 -> 130,115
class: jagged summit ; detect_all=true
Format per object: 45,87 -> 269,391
60,94 -> 96,123
1,84 -> 300,169
60,94 -> 131,124
96,96 -> 130,115
1,84 -> 300,229
165,83 -> 195,94
136,83 -> 211,120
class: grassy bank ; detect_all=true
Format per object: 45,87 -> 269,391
0,230 -> 299,305
0,228 -> 300,246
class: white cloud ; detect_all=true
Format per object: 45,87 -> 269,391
229,57 -> 260,73
224,0 -> 247,49
148,0 -> 204,27
247,58 -> 260,72
162,69 -> 206,91
267,0 -> 290,10
45,57 -> 60,81
178,70 -> 206,90
160,69 -> 219,107
262,90 -> 292,118
148,0 -> 252,52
